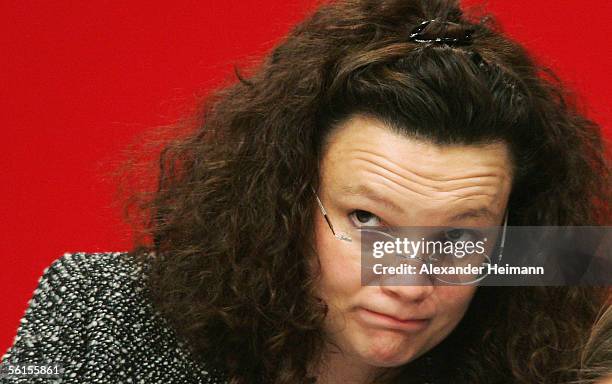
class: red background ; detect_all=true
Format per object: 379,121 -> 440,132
1,1 -> 610,354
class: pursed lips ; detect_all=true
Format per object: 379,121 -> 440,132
361,307 -> 432,321
356,306 -> 434,331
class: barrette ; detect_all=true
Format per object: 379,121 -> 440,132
409,19 -> 474,45
467,50 -> 488,69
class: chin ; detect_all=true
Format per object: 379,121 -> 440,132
355,334 -> 423,367
360,348 -> 417,368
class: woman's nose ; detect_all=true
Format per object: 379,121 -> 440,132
378,271 -> 435,302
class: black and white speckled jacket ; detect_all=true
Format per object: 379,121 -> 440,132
1,252 -> 228,383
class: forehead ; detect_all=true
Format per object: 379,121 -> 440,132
320,115 -> 514,222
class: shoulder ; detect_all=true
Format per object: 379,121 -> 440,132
2,252 -> 227,384
41,251 -> 149,308
31,252 -> 146,303
8,252 -> 150,336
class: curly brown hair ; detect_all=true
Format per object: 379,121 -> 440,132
117,0 -> 611,383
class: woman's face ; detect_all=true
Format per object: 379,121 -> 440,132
312,115 -> 513,370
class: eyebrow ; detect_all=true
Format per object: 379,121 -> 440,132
340,184 -> 497,222
339,184 -> 405,213
449,207 -> 497,222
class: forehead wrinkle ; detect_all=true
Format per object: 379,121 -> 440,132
350,149 -> 509,188
354,165 -> 502,213
350,152 -> 506,200
349,158 -> 443,201
450,194 -> 500,206
443,185 -> 503,199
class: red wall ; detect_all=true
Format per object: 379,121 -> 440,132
1,1 -> 610,353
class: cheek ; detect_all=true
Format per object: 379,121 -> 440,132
432,286 -> 476,326
405,286 -> 476,359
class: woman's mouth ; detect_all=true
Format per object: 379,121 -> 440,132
356,307 -> 431,331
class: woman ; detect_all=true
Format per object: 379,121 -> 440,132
2,0 -> 610,383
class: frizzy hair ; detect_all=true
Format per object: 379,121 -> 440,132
117,0 -> 611,383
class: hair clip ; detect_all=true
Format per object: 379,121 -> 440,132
468,50 -> 488,69
409,20 -> 474,46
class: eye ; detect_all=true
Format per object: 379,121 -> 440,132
349,210 -> 382,227
442,228 -> 480,242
